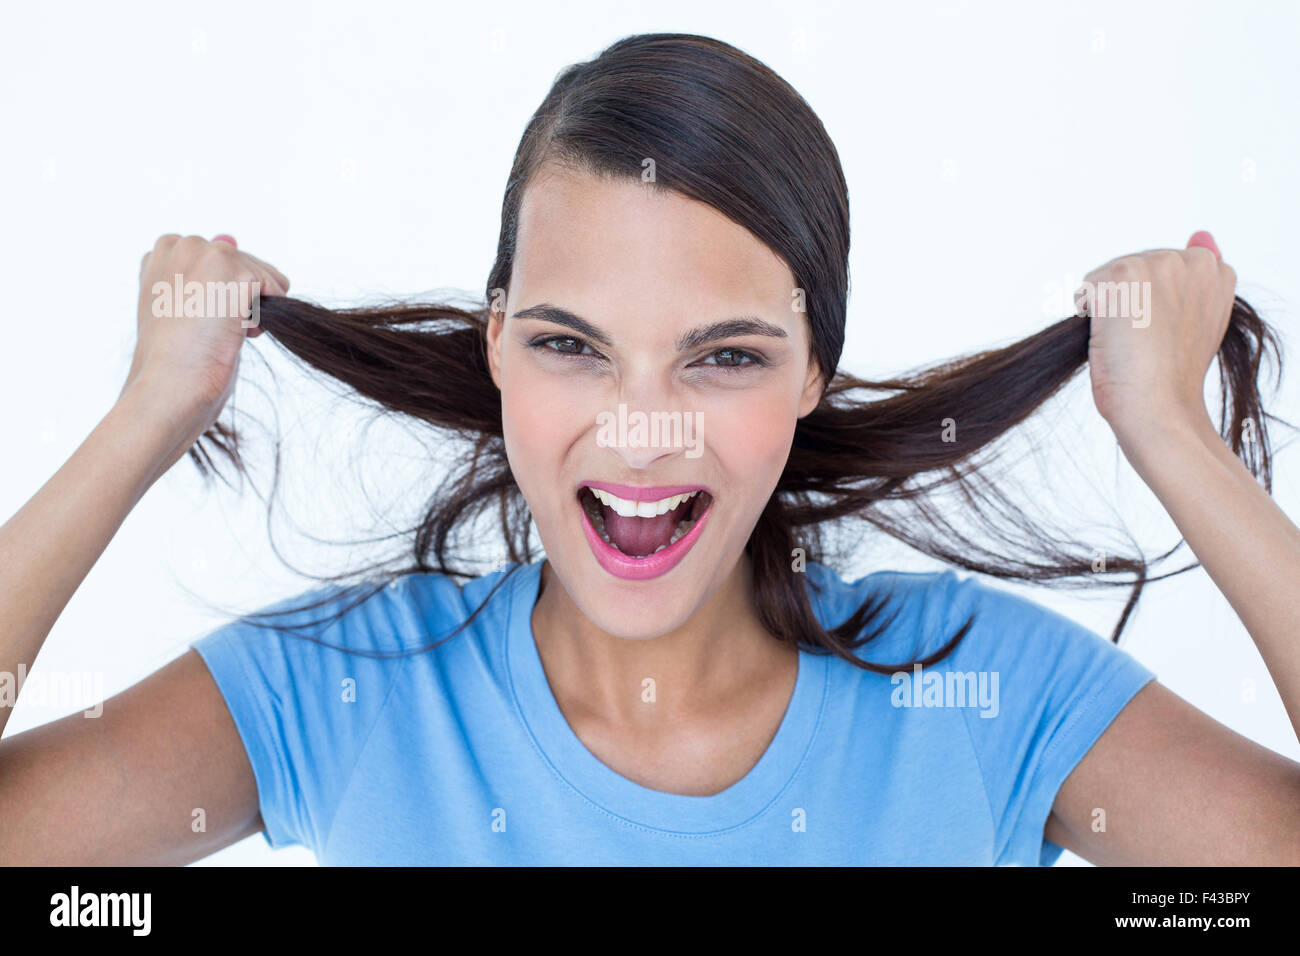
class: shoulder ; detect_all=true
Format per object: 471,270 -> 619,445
806,561 -> 1156,866
190,563 -> 523,669
803,560 -> 970,664
803,560 -> 1144,674
183,563 -> 528,854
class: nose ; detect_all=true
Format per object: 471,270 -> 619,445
596,402 -> 689,469
595,377 -> 701,470
609,431 -> 679,471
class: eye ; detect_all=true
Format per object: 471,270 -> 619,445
530,334 -> 601,358
527,335 -> 610,369
694,347 -> 767,371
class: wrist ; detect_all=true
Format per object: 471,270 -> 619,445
110,378 -> 217,485
118,370 -> 218,431
1105,394 -> 1213,444
1110,407 -> 1219,479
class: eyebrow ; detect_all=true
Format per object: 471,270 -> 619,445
511,303 -> 789,352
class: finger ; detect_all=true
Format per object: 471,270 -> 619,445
246,267 -> 286,297
1220,261 -> 1238,307
141,233 -> 181,278
239,251 -> 290,293
1073,285 -> 1092,317
209,235 -> 289,292
239,269 -> 280,337
1187,230 -> 1222,261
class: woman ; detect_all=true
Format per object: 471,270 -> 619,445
1,33 -> 1297,866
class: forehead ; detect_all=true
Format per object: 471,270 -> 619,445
511,163 -> 797,332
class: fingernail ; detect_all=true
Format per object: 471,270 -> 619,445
1188,230 -> 1221,260
213,234 -> 238,248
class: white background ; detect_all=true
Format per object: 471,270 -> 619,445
1,0 -> 1297,866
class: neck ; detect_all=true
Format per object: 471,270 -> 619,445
530,551 -> 794,730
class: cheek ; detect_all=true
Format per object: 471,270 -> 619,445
499,364 -> 587,494
502,383 -> 550,475
707,388 -> 798,478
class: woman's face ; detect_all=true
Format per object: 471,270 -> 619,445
486,162 -> 824,639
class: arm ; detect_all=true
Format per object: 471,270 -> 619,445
0,384 -> 263,863
1046,235 -> 1300,865
0,234 -> 291,863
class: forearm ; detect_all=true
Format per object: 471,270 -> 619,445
0,383 -> 199,736
1116,412 -> 1300,740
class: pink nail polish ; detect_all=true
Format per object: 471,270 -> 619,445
1188,230 -> 1221,260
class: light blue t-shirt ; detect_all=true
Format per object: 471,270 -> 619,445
190,559 -> 1155,865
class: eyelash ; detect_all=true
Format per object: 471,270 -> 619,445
527,335 -> 769,372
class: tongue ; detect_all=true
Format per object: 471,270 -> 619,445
603,505 -> 681,557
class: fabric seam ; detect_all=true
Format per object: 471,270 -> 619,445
198,639 -> 294,850
1001,650 -> 1152,865
317,649 -> 408,860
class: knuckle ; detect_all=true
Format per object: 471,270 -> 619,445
203,241 -> 239,263
1110,258 -> 1141,279
171,235 -> 207,261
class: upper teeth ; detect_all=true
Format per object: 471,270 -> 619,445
588,488 -> 700,518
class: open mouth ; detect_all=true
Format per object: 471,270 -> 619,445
577,485 -> 713,559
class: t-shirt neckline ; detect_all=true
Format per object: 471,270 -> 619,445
503,559 -> 829,834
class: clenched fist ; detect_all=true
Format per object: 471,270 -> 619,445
123,233 -> 290,425
1078,231 -> 1236,441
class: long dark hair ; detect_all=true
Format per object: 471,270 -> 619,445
188,32 -> 1288,674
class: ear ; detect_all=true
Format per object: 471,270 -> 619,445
485,304 -> 505,390
796,358 -> 825,419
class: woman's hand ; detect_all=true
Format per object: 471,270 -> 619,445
1078,231 -> 1236,444
122,233 -> 290,428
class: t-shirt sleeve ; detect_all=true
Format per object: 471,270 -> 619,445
928,571 -> 1157,866
189,575 -> 444,856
